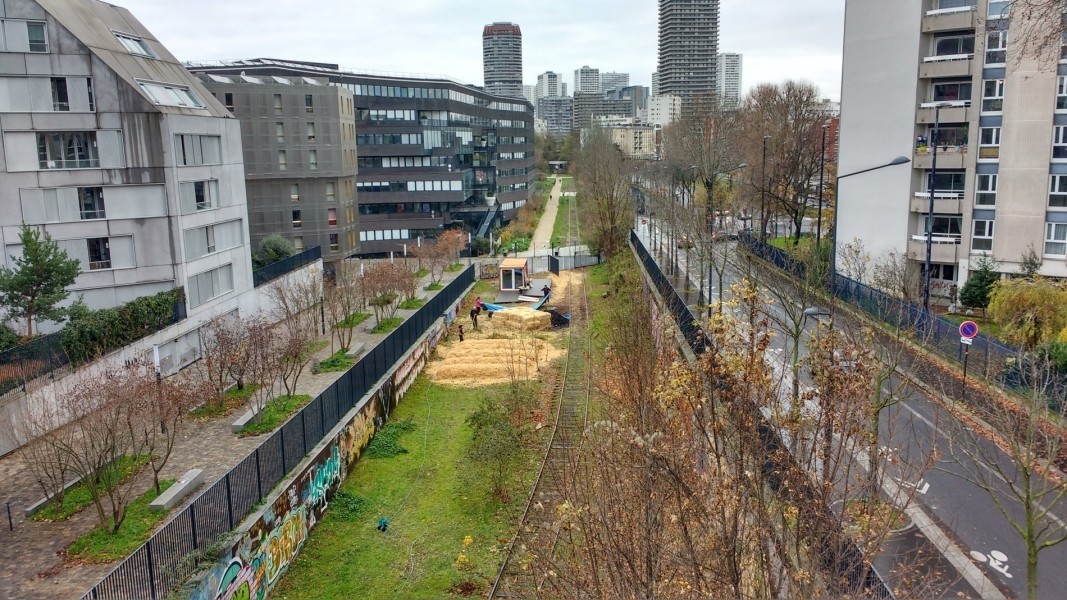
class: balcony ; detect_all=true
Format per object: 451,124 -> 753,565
922,6 -> 977,32
908,237 -> 961,263
916,103 -> 969,124
910,193 -> 962,214
918,54 -> 974,78
912,145 -> 967,169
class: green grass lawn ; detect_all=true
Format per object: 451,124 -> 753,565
550,196 -> 570,248
372,317 -> 404,334
415,268 -> 430,278
334,312 -> 371,329
190,384 -> 261,419
424,283 -> 444,291
274,378 -> 541,599
67,479 -> 175,563
561,176 -> 576,193
318,349 -> 355,373
31,454 -> 151,522
769,235 -> 817,253
239,395 -> 313,436
399,298 -> 426,310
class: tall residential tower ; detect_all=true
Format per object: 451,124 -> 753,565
716,52 -> 742,108
657,0 -> 720,103
483,22 -> 524,99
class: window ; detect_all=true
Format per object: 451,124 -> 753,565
290,183 -> 300,201
988,0 -> 1009,19
307,122 -> 316,141
293,237 -> 305,251
1046,222 -> 1067,256
1051,175 -> 1067,207
978,127 -> 1000,159
1055,126 -> 1067,160
932,80 -> 972,103
982,79 -> 1004,113
37,131 -> 98,169
278,150 -> 287,171
276,122 -> 285,143
305,94 -> 314,113
326,182 -> 336,202
188,264 -> 234,307
292,210 -> 302,228
329,233 -> 339,251
78,187 -> 105,219
87,78 -> 95,111
934,34 -> 975,56
87,238 -> 111,270
922,215 -> 963,239
194,181 -> 214,210
223,93 -> 234,111
26,22 -> 47,53
929,171 -> 967,194
138,81 -> 204,108
976,174 -> 997,206
985,29 -> 1007,64
328,207 -> 337,227
309,150 -> 318,170
175,135 -> 222,166
274,94 -> 283,114
925,263 -> 957,281
972,220 -> 994,251
113,32 -> 155,58
50,78 -> 69,111
1058,76 -> 1067,111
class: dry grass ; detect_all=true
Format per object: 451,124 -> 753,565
425,338 -> 562,386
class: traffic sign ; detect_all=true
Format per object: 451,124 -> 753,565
961,337 -> 973,345
959,320 -> 979,339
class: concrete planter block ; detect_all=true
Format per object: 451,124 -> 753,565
149,469 -> 204,512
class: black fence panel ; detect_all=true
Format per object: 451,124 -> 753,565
252,246 -> 322,288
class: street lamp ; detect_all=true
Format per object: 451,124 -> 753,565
707,163 -> 748,318
829,155 -> 911,283
817,122 -> 830,246
923,102 -> 954,314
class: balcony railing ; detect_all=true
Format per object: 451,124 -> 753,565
925,5 -> 976,16
913,191 -> 965,199
910,234 -> 961,244
88,260 -> 112,270
922,53 -> 973,63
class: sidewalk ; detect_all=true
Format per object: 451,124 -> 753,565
0,266 -> 469,599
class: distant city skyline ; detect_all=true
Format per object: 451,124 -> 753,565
114,0 -> 846,101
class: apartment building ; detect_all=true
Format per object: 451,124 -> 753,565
0,0 -> 252,335
839,0 -> 1067,303
191,59 -> 536,255
574,66 -> 602,94
657,0 -> 719,102
483,22 -> 524,99
600,71 -> 630,93
607,125 -> 659,160
198,75 -> 359,263
716,52 -> 742,109
649,94 -> 683,127
538,96 -> 574,137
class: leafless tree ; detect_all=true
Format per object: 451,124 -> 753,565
573,126 -> 634,257
243,315 -> 279,419
267,276 -> 321,397
872,249 -> 922,305
199,313 -> 245,404
325,259 -> 364,352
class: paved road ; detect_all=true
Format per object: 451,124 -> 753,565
635,218 -> 1067,599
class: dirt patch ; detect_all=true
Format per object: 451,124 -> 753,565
425,338 -> 562,387
547,270 -> 584,307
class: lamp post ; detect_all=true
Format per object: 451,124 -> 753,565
707,163 -> 748,318
923,102 -> 953,314
830,156 -> 912,284
817,122 -> 829,246
760,135 -> 771,241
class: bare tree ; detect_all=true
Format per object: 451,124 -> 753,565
267,276 -> 321,397
325,259 -> 364,352
129,358 -> 203,494
242,315 -> 279,420
872,249 -> 922,304
199,313 -> 245,403
573,126 -> 634,257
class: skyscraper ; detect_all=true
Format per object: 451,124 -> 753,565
535,71 -> 567,99
600,72 -> 630,93
657,0 -> 719,102
483,22 -> 523,98
716,52 -> 742,108
574,66 -> 602,95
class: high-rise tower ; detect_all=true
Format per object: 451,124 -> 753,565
716,52 -> 742,108
483,22 -> 524,99
657,0 -> 719,102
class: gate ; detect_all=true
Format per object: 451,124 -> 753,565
548,254 -> 560,275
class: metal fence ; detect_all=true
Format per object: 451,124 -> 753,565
252,246 -> 322,288
81,266 -> 475,600
630,229 -> 896,600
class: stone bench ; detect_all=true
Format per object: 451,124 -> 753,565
232,404 -> 262,432
25,476 -> 84,517
345,342 -> 366,359
149,468 -> 204,511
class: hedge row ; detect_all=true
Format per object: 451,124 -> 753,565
61,288 -> 186,365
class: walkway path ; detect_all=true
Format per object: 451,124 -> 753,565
0,266 -> 469,599
522,177 -> 562,257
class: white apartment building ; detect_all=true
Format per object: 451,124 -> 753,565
600,71 -> 630,93
839,0 -> 1067,303
716,52 -> 742,108
649,94 -> 683,127
535,71 -> 567,100
0,0 -> 253,343
574,65 -> 602,94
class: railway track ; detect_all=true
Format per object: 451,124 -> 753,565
488,275 -> 591,599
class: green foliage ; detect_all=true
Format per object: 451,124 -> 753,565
1019,245 -> 1042,279
424,283 -> 444,291
0,225 -> 82,336
959,256 -> 999,310
398,298 -> 426,310
190,384 -> 260,419
989,277 -> 1067,349
60,288 -> 185,364
414,268 -> 430,278
365,418 -> 416,458
1044,341 -> 1067,372
0,323 -> 19,353
67,479 -> 175,563
465,396 -> 523,502
318,349 -> 355,373
334,312 -> 371,329
31,454 -> 150,522
372,317 -> 404,333
445,262 -> 466,272
330,491 -> 369,521
254,234 -> 296,269
239,395 -> 313,436
470,237 -> 490,256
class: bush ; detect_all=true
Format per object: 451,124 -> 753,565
366,419 -> 416,458
61,289 -> 185,364
332,490 -> 369,521
318,349 -> 355,373
254,234 -> 296,269
0,324 -> 19,353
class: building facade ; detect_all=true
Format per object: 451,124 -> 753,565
198,75 -> 359,264
649,94 -> 683,127
607,125 -> 658,160
574,65 -> 602,95
652,71 -> 660,96
191,59 -> 536,256
839,0 -> 1067,304
522,85 -> 535,104
657,0 -> 720,102
716,52 -> 742,108
572,92 -> 634,130
483,22 -> 524,99
535,71 -> 567,100
538,96 -> 574,137
0,0 -> 253,334
600,71 -> 630,93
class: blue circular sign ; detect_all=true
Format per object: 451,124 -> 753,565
960,320 -> 979,339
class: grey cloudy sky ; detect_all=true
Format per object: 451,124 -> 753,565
115,0 -> 845,101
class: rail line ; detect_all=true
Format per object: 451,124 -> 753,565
488,274 -> 591,599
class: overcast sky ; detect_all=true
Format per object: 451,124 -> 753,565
115,0 -> 845,101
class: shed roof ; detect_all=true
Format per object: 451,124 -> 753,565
500,257 -> 528,270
